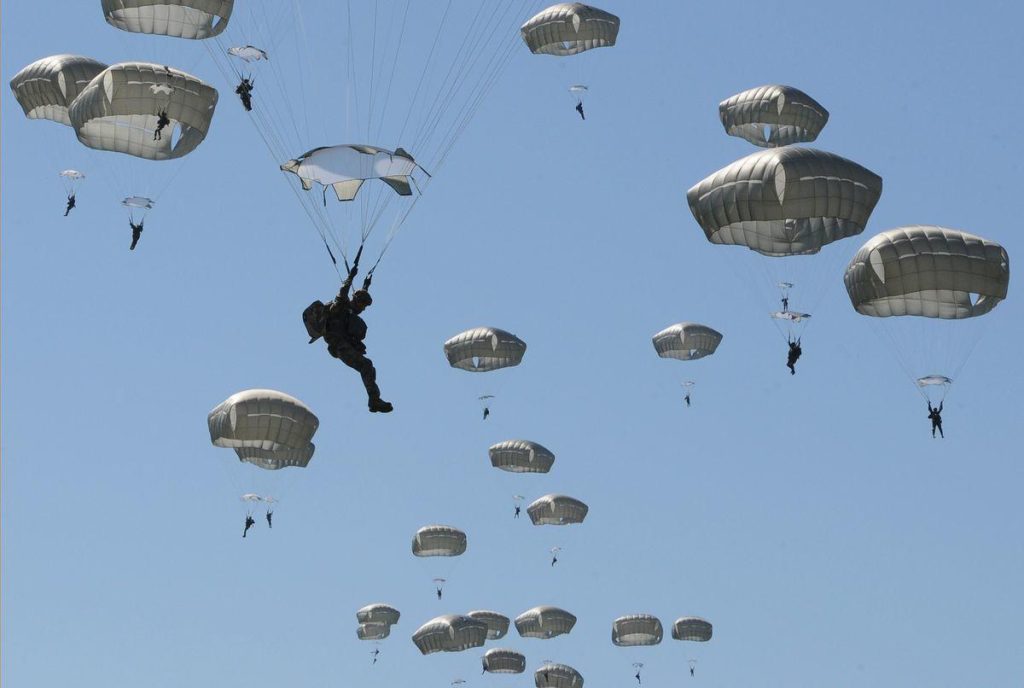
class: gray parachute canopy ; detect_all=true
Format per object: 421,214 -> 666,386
515,605 -> 577,639
207,389 -> 318,470
356,622 -> 390,640
612,614 -> 664,646
527,494 -> 588,526
69,62 -> 218,160
101,0 -> 233,39
444,327 -> 527,372
521,4 -> 620,56
483,648 -> 527,674
489,440 -> 555,474
652,322 -> 723,361
467,610 -> 511,640
687,148 -> 883,256
412,525 -> 467,557
719,85 -> 829,148
535,663 -> 584,688
280,145 -> 422,201
412,615 -> 488,655
672,617 -> 713,642
357,603 -> 400,626
10,55 -> 108,126
844,226 -> 1010,319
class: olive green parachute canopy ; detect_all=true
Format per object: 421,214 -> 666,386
612,614 -> 664,646
69,62 -> 218,161
687,148 -> 883,256
535,663 -> 584,688
467,610 -> 511,640
10,55 -> 108,126
483,648 -> 527,674
357,622 -> 390,640
444,327 -> 527,372
489,440 -> 555,474
528,494 -> 588,525
652,323 -> 723,361
672,617 -> 712,642
412,615 -> 488,655
719,85 -> 829,148
515,605 -> 577,638
207,389 -> 318,470
280,145 -> 422,201
844,226 -> 1010,319
412,525 -> 467,557
521,3 -> 620,56
357,603 -> 400,626
101,0 -> 233,39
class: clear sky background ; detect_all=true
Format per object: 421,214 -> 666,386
3,1 -> 1023,686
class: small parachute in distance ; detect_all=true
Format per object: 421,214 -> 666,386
444,327 -> 527,372
527,494 -> 588,526
718,84 -> 829,148
534,662 -> 584,688
917,375 -> 953,388
100,0 -> 233,40
357,603 -> 401,627
60,170 -> 85,181
280,145 -> 425,202
611,614 -> 664,646
357,622 -> 391,641
228,45 -> 268,63
770,310 -> 811,323
515,606 -> 577,639
521,4 -> 620,56
652,323 -> 723,361
123,196 -> 155,209
466,610 -> 510,640
240,493 -> 275,504
412,525 -> 467,557
207,388 -> 319,469
672,616 -> 713,642
489,439 -> 555,474
483,648 -> 526,674
412,615 -> 488,655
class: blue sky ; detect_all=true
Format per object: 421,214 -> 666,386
3,1 -> 1023,686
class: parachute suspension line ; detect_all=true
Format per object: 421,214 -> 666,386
872,320 -> 932,402
395,0 -> 453,147
371,0 -> 412,145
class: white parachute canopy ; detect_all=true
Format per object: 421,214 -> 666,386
101,0 -> 233,40
515,606 -> 577,639
227,45 -> 268,63
718,84 -> 829,148
280,145 -> 424,202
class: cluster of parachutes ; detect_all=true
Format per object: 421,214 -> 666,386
682,82 -> 1009,400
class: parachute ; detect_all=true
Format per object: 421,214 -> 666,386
521,3 -> 620,114
100,0 -> 233,40
357,603 -> 400,627
208,389 -> 319,469
514,606 -> 577,639
412,615 -> 488,655
844,226 -> 1010,401
280,145 -> 425,201
466,610 -> 511,640
534,663 -> 584,688
652,323 -> 722,361
10,55 -> 108,126
69,62 -> 218,161
672,617 -> 713,642
521,4 -> 620,55
612,614 -> 664,646
527,494 -> 588,526
201,1 -> 530,275
689,146 -> 883,346
483,648 -> 527,674
412,525 -> 468,557
688,148 -> 883,257
719,85 -> 829,148
445,327 -> 527,372
489,440 -> 556,474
